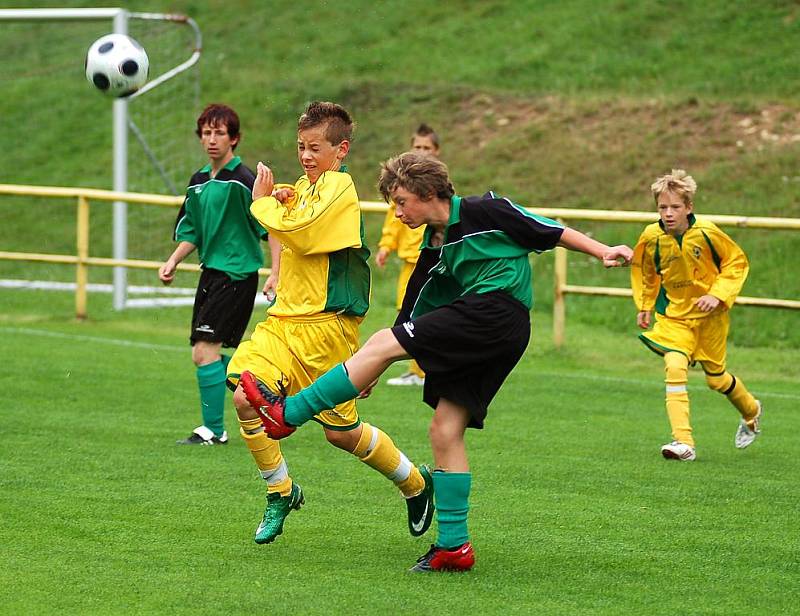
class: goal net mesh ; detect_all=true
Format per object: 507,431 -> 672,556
0,15 -> 200,290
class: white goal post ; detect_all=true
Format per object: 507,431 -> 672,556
0,8 -> 202,309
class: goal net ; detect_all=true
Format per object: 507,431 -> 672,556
0,8 -> 201,305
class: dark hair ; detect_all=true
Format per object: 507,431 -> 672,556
297,101 -> 354,144
412,123 -> 440,148
195,103 -> 241,149
379,151 -> 454,203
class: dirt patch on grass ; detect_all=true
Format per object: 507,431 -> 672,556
455,93 -> 800,156
436,92 -> 800,210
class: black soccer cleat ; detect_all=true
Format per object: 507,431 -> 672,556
406,464 -> 434,537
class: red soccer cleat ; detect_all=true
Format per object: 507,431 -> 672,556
239,370 -> 296,439
409,542 -> 475,573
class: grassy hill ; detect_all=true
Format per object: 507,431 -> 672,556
1,0 -> 798,346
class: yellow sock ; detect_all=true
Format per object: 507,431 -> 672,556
409,359 -> 425,379
238,417 -> 292,496
706,372 -> 759,424
665,352 -> 693,447
353,423 -> 424,497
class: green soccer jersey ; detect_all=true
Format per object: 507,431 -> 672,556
399,192 -> 564,321
174,156 -> 266,280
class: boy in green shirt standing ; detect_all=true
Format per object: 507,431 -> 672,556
159,103 -> 273,445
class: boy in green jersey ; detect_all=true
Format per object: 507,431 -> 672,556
159,103 -> 273,446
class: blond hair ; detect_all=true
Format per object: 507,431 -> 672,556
651,169 -> 697,205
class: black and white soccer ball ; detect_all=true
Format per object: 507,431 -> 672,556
85,34 -> 149,97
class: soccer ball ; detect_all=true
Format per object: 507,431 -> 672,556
85,34 -> 149,97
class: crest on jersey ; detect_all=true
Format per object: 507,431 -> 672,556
692,246 -> 702,259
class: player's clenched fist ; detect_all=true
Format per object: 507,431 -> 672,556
602,245 -> 634,268
252,162 -> 275,201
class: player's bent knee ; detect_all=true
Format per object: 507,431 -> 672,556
428,418 -> 456,451
192,341 -> 221,366
324,426 -> 360,451
664,352 -> 689,383
233,386 -> 258,420
705,372 -> 732,393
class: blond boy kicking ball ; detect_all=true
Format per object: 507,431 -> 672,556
631,169 -> 762,461
241,152 -> 633,572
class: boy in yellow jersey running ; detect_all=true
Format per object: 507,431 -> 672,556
376,124 -> 441,387
631,169 -> 762,461
226,101 -> 433,545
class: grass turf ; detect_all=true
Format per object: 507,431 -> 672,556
0,288 -> 797,615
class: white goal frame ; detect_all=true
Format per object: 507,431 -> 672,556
0,7 -> 202,309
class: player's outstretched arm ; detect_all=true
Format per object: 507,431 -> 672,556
558,228 -> 633,268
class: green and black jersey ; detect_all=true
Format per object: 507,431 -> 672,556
398,192 -> 564,322
174,156 -> 266,280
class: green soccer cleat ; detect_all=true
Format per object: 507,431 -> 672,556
406,464 -> 434,537
254,483 -> 304,545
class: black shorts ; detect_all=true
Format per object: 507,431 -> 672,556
391,291 -> 531,429
190,268 -> 259,348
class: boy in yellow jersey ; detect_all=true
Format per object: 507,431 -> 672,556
376,124 -> 441,386
226,101 -> 433,545
631,169 -> 762,461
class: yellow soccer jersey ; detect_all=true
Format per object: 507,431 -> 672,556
251,170 -> 371,318
378,202 -> 425,264
631,214 -> 749,320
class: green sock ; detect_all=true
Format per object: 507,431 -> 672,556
284,363 -> 359,427
433,471 -> 471,549
197,359 -> 227,437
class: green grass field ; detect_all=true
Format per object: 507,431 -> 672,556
1,287 -> 797,615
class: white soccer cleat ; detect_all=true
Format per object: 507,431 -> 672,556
660,441 -> 696,461
735,400 -> 762,449
387,372 -> 424,386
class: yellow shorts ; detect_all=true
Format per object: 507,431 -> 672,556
227,313 -> 361,429
395,260 -> 416,311
639,310 -> 730,373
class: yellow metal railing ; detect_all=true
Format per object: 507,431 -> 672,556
2,184 -> 798,340
0,184 -> 271,319
547,209 -> 800,347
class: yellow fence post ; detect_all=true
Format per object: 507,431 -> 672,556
76,195 -> 89,320
553,246 -> 567,348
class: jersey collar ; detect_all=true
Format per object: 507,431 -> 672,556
422,195 -> 461,248
200,155 -> 241,175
